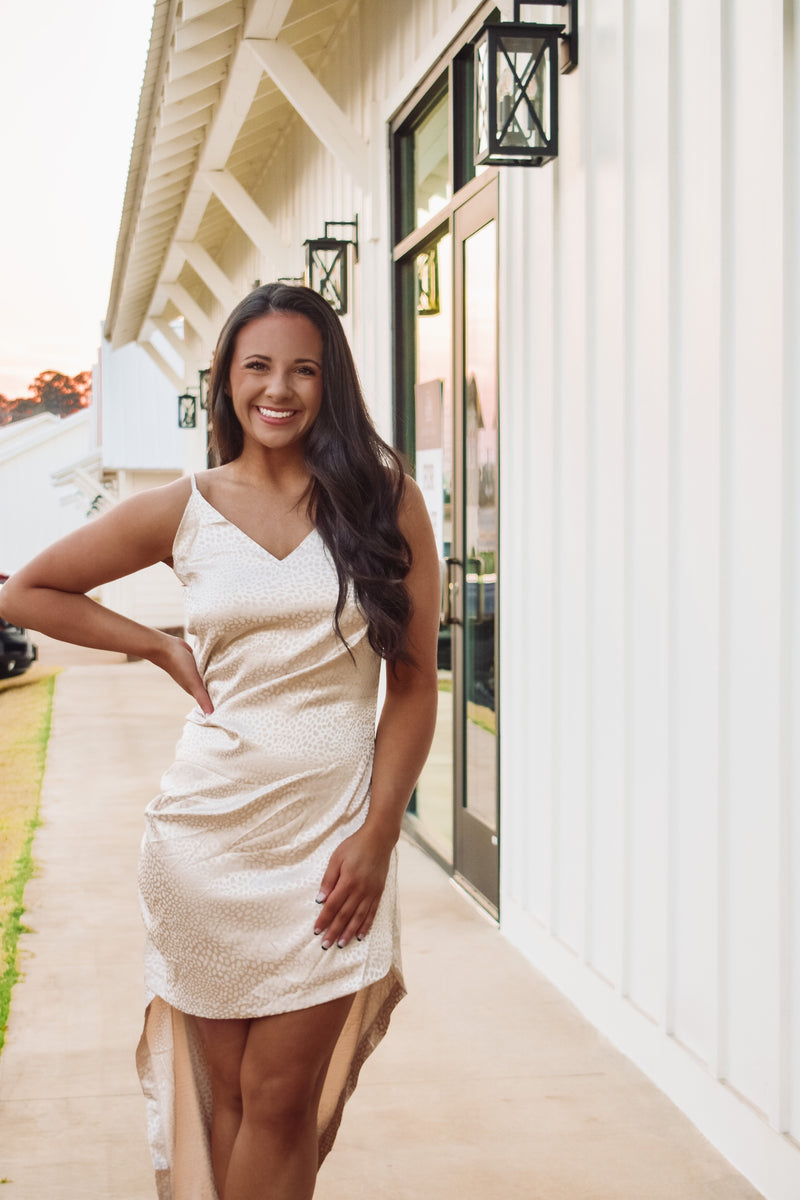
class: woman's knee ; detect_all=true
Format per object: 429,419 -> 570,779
240,1061 -> 321,1132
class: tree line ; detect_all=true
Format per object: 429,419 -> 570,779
0,370 -> 92,425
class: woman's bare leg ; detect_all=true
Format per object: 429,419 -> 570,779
225,993 -> 355,1200
192,1015 -> 251,1197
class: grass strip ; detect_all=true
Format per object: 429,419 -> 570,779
0,671 -> 57,1057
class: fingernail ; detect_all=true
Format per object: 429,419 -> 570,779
356,935 -> 364,941
337,939 -> 346,949
313,928 -> 321,936
315,891 -> 325,903
321,939 -> 331,950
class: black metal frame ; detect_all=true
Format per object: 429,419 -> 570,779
177,390 -> 197,429
473,0 -> 578,168
304,217 -> 359,315
474,20 -> 562,167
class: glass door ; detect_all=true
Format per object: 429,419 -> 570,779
411,231 -> 454,863
452,181 -> 499,911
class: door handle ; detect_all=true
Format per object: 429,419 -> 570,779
443,556 -> 461,625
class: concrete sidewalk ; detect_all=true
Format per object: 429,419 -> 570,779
0,654 -> 762,1199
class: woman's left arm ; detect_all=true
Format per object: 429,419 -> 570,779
314,478 -> 441,949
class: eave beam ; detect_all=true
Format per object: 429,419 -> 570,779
177,241 -> 240,312
163,283 -> 217,346
201,169 -> 289,270
148,317 -> 189,364
139,342 -> 184,393
245,37 -> 370,193
244,0 -> 294,39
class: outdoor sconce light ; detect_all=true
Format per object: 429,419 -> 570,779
304,217 -> 359,315
474,0 -> 578,168
177,390 -> 198,429
198,367 -> 211,411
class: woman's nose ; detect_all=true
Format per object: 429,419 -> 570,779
264,369 -> 291,398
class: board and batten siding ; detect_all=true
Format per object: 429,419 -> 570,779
499,2 -> 800,1196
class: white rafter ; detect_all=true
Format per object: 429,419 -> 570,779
177,241 -> 241,311
163,283 -> 217,345
139,341 -> 184,393
245,37 -> 369,193
147,316 -> 189,364
201,169 -> 289,271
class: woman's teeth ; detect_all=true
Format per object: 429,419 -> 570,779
257,407 -> 294,419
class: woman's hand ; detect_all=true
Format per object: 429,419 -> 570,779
313,826 -> 395,950
149,632 -> 213,714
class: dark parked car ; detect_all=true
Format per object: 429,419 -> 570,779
0,575 -> 37,677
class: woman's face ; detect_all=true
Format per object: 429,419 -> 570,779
228,311 -> 324,454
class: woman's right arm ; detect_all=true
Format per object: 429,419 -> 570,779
0,477 -> 213,713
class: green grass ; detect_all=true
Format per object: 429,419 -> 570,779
0,671 -> 56,1056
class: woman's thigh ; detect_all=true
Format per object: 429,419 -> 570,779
192,1015 -> 251,1101
239,994 -> 355,1123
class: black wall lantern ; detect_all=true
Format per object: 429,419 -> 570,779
177,390 -> 197,429
474,0 -> 578,168
198,367 -> 211,411
178,368 -> 211,429
304,217 -> 359,315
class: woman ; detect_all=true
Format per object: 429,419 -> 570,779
0,284 -> 441,1200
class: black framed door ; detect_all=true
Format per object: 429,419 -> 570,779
450,179 -> 499,911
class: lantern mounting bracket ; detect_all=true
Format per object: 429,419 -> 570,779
514,0 -> 578,74
321,216 -> 359,262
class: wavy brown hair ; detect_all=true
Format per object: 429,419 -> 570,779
209,283 -> 412,664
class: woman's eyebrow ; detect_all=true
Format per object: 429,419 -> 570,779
241,353 -> 321,364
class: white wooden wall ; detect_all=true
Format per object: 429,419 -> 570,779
498,3 -> 800,1197
98,335 -> 191,472
0,412 -> 92,573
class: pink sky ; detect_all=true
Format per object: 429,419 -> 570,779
0,0 -> 154,398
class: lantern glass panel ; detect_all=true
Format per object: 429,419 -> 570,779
475,36 -> 490,161
178,392 -> 197,429
495,31 -> 553,154
308,243 -> 347,313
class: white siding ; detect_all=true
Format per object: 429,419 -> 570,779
498,0 -> 800,1195
98,336 -> 189,472
0,412 -> 92,572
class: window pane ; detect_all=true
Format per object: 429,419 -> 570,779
413,92 -> 451,229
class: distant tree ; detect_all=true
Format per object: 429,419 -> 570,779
0,369 -> 92,424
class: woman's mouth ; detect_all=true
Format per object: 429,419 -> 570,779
255,406 -> 297,422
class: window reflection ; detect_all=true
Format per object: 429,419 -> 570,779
414,93 -> 451,228
413,233 -> 453,860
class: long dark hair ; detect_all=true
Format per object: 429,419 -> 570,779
209,283 -> 413,664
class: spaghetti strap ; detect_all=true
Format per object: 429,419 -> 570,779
189,472 -> 198,493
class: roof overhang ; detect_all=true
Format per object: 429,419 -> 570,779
104,0 -> 366,363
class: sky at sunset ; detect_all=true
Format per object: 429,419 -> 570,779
0,0 -> 155,398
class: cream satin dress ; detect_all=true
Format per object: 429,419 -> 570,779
136,475 -> 405,1200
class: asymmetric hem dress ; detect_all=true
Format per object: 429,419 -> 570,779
136,476 -> 405,1200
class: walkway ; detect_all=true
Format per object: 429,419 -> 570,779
0,648 -> 763,1199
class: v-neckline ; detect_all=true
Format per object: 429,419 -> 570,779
194,488 -> 317,564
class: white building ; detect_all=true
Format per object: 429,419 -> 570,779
0,411 -> 93,573
102,3 -> 800,1197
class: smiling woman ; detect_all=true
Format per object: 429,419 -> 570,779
0,283 -> 441,1200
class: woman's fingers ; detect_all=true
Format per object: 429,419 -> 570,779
155,635 -> 213,713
